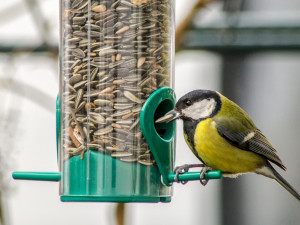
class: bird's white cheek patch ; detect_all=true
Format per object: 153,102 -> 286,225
182,99 -> 216,120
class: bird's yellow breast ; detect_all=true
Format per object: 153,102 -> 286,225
193,118 -> 265,173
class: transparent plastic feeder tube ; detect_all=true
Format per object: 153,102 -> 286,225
59,0 -> 174,201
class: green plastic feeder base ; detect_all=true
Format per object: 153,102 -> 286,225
61,150 -> 172,203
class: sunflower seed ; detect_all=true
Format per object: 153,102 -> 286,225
120,155 -> 138,162
94,126 -> 113,135
75,89 -> 84,109
69,74 -> 82,85
111,152 -> 133,157
91,4 -> 107,13
124,91 -> 143,103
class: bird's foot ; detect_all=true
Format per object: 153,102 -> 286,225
174,164 -> 205,184
199,167 -> 212,186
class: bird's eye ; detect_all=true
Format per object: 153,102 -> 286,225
185,100 -> 192,106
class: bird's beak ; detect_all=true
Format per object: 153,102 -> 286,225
155,109 -> 181,123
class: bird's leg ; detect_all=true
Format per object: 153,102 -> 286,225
199,166 -> 212,186
174,164 -> 205,184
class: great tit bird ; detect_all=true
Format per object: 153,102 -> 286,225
156,89 -> 300,201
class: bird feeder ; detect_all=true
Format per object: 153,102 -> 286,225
12,0 -> 222,203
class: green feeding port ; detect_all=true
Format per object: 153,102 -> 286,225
154,99 -> 175,141
140,87 -> 176,186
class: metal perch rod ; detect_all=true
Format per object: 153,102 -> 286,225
12,170 -> 222,183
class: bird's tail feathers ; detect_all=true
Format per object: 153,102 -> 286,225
256,164 -> 300,202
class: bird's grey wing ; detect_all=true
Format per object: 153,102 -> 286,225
214,117 -> 286,170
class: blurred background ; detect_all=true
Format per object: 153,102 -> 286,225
1,0 -> 300,224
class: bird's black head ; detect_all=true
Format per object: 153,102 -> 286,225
155,89 -> 222,123
175,89 -> 221,121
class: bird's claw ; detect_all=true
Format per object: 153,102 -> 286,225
199,167 -> 211,186
173,164 -> 205,184
174,164 -> 191,184
173,164 -> 211,185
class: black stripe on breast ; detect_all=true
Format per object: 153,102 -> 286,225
183,119 -> 206,164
